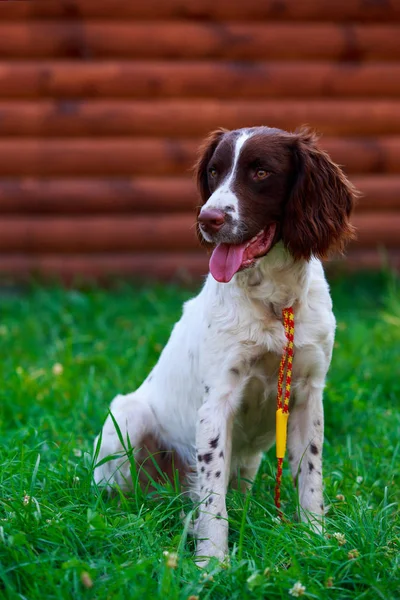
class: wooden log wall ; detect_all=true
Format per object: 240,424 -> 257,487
0,0 -> 400,282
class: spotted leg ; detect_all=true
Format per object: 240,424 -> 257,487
287,387 -> 324,532
194,386 -> 240,566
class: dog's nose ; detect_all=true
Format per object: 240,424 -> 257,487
198,209 -> 225,234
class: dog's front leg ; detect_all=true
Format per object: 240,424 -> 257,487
287,387 -> 325,531
194,388 -> 237,566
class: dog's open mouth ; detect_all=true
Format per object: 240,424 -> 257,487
209,223 -> 277,283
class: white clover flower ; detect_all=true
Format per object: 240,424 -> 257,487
356,476 -> 363,484
289,581 -> 306,597
52,363 -> 64,375
163,551 -> 178,568
271,516 -> 281,524
332,532 -> 347,546
80,571 -> 93,588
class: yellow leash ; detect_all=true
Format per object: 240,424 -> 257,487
274,307 -> 294,515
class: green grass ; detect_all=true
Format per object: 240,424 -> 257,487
0,273 -> 399,599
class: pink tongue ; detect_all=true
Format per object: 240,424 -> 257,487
209,242 -> 247,283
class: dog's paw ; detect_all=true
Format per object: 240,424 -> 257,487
195,551 -> 227,569
195,538 -> 228,568
298,507 -> 325,536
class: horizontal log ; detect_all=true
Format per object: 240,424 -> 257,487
0,176 -> 399,214
0,137 -> 400,175
351,176 -> 400,211
351,213 -> 400,248
2,100 -> 400,137
0,253 -> 209,283
0,178 -> 198,213
0,215 -> 198,253
332,249 -> 400,271
0,0 -> 398,22
0,139 -> 196,176
1,22 -> 400,61
1,62 -> 400,99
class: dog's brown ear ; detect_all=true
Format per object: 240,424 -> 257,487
193,128 -> 227,205
282,128 -> 358,261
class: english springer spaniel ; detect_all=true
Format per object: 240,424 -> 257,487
94,126 -> 356,565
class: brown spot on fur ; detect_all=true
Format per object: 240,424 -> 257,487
209,435 -> 219,449
203,452 -> 213,464
135,434 -> 188,489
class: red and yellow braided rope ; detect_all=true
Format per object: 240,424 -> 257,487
274,306 -> 295,515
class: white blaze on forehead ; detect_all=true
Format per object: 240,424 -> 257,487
225,130 -> 253,190
201,130 -> 254,218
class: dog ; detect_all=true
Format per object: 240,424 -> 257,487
93,126 -> 356,565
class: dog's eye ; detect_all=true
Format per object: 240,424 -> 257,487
208,167 -> 218,178
253,168 -> 270,181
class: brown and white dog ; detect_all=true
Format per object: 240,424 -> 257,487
94,126 -> 356,565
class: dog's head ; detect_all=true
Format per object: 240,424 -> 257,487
194,126 -> 357,283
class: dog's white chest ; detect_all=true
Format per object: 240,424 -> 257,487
231,352 -> 281,457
